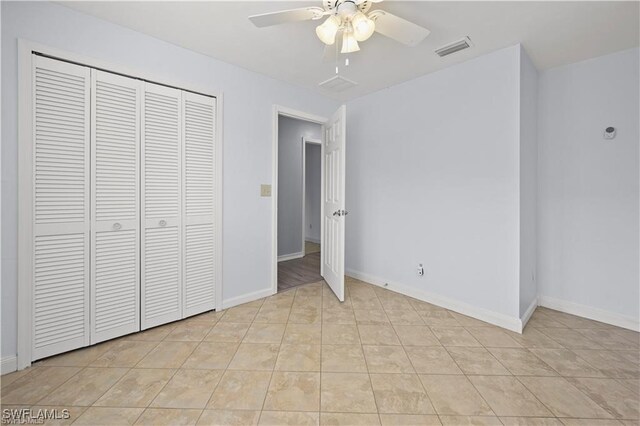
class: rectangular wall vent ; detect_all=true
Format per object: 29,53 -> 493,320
435,37 -> 473,57
319,75 -> 357,92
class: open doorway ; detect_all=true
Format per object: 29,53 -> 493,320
271,105 -> 346,300
276,115 -> 323,292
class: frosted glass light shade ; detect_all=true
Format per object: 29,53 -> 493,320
341,30 -> 360,53
316,15 -> 341,45
351,12 -> 375,41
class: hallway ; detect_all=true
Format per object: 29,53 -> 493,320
278,250 -> 322,292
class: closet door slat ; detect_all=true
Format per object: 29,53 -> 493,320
141,82 -> 183,329
32,56 -> 91,360
182,92 -> 216,317
90,70 -> 141,343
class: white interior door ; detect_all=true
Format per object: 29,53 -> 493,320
31,55 -> 91,360
141,82 -> 183,329
321,105 -> 347,301
90,69 -> 141,343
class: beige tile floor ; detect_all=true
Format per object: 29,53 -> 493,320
1,277 -> 638,425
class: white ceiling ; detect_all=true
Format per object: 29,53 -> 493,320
60,1 -> 639,101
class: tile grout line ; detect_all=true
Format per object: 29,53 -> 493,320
34,336 -> 165,414
356,285 -> 382,423
369,285 -> 398,424
442,322 -> 558,422
93,321 -> 209,424
141,325 -> 210,420
195,309 -> 247,425
472,312 -> 623,422
70,336 -> 164,423
257,284 -> 298,424
381,287 -> 460,421
319,281 -> 325,423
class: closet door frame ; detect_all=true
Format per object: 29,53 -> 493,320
17,40 -> 224,370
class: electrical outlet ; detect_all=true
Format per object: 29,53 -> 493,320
417,264 -> 424,276
260,184 -> 271,197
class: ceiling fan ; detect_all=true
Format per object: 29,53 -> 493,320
249,0 -> 430,54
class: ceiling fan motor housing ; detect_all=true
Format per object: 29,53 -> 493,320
324,0 -> 372,15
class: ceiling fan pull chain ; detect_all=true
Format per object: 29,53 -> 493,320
335,38 -> 339,74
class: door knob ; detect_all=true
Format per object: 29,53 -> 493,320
333,210 -> 341,217
159,220 -> 167,227
112,222 -> 122,231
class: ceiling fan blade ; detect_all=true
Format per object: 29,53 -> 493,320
370,10 -> 430,46
249,7 -> 324,28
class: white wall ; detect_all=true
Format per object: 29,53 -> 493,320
519,46 -> 539,318
537,48 -> 640,328
305,143 -> 321,243
277,116 -> 322,256
346,45 -> 522,323
1,1 -> 338,360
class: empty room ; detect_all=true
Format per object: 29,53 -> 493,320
1,1 -> 638,425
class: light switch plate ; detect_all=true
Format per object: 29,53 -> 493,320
261,184 -> 272,197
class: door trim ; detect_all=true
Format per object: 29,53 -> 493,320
17,39 -> 224,370
271,106 -> 327,296
301,137 -> 322,259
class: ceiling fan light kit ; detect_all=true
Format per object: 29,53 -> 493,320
315,8 -> 374,51
318,1 -> 376,48
249,0 -> 431,54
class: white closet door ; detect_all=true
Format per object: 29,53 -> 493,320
32,55 -> 91,360
141,82 -> 182,329
90,70 -> 141,343
182,91 -> 216,317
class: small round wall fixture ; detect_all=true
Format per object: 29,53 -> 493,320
604,126 -> 617,139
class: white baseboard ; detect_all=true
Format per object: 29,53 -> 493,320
305,237 -> 320,244
538,296 -> 639,332
278,252 -> 304,262
1,356 -> 17,375
222,287 -> 274,310
346,269 -> 523,333
521,297 -> 538,329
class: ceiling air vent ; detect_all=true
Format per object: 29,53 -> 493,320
319,75 -> 357,92
435,37 -> 473,57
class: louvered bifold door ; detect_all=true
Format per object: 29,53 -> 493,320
32,55 -> 91,360
141,82 -> 183,329
90,70 -> 141,343
182,91 -> 216,317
